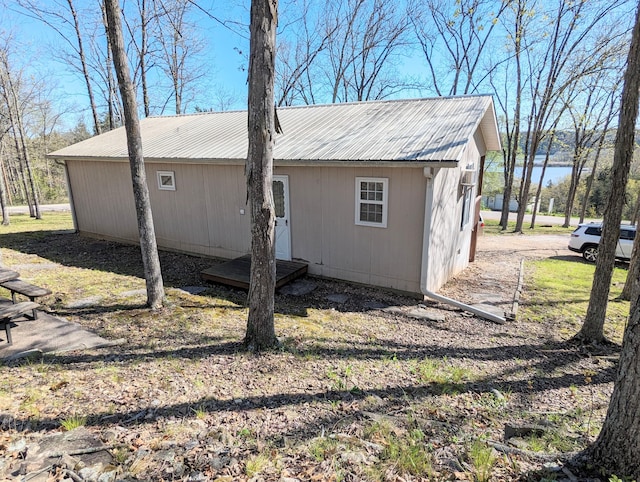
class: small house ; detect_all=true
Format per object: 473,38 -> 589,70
49,96 -> 501,295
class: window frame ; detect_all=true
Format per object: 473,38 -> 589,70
620,228 -> 636,240
355,177 -> 388,228
157,170 -> 176,191
461,186 -> 472,230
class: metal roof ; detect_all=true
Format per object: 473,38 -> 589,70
49,96 -> 502,164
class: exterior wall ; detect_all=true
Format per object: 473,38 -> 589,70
66,161 -> 139,241
425,136 -> 483,292
275,165 -> 426,293
66,160 -> 251,259
67,160 -> 426,293
150,163 -> 251,258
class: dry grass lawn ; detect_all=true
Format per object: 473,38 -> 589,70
0,213 -> 626,481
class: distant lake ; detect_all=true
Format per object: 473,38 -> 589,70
514,165 -> 576,185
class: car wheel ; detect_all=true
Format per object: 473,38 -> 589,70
583,245 -> 598,262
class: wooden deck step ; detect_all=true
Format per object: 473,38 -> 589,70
201,255 -> 308,290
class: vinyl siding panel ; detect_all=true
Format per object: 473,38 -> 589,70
68,160 -> 251,258
202,165 -> 251,258
148,163 -> 210,254
67,161 -> 138,241
276,165 -> 425,293
426,136 -> 482,291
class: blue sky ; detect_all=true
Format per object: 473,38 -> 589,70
2,0 -> 632,134
0,0 -> 433,129
1,0 -> 255,127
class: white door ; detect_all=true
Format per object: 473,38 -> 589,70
273,175 -> 291,260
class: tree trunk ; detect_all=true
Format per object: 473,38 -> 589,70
515,151 -> 534,232
17,116 -> 41,220
139,0 -> 150,118
499,1 -> 524,231
8,74 -> 42,219
244,0 -> 279,352
621,231 -> 640,303
563,159 -> 583,228
579,126 -> 609,224
101,3 -> 117,131
104,0 -> 165,309
1,140 -> 14,207
500,150 -> 515,229
578,2 -> 640,344
0,155 -> 9,226
587,277 -> 640,478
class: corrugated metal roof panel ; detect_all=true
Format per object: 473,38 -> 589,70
49,96 -> 501,163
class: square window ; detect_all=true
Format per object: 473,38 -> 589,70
355,177 -> 388,228
157,171 -> 176,191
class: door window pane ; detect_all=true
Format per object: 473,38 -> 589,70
273,180 -> 285,218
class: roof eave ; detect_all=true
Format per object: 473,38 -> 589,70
49,155 -> 460,168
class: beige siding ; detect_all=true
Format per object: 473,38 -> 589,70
275,165 -> 425,293
68,160 -> 251,259
68,160 -> 472,294
67,161 -> 138,241
202,165 -> 251,258
425,136 -> 482,291
148,163 -> 209,254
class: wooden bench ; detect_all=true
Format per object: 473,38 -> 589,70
0,301 -> 40,345
0,279 -> 52,306
0,268 -> 19,283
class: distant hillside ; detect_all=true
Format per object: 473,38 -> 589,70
515,128 -> 630,157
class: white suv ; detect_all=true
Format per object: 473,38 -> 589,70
568,222 -> 636,262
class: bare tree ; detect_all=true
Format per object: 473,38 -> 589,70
16,0 -> 103,135
561,65 -> 622,228
122,0 -> 153,117
410,0 -> 511,96
275,0 -> 336,106
104,0 -> 165,309
0,48 -> 41,219
577,2 -> 640,344
151,0 -> 206,114
514,0 -> 629,233
529,123 -> 559,227
99,2 -> 121,130
322,0 -> 411,103
245,0 -> 279,352
578,89 -> 618,224
491,0 -> 529,230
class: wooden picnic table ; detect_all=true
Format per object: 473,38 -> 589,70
0,268 -> 19,284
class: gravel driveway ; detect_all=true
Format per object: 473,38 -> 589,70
439,234 -> 572,319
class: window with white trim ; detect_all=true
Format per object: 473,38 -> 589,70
355,177 -> 388,228
157,171 -> 176,191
